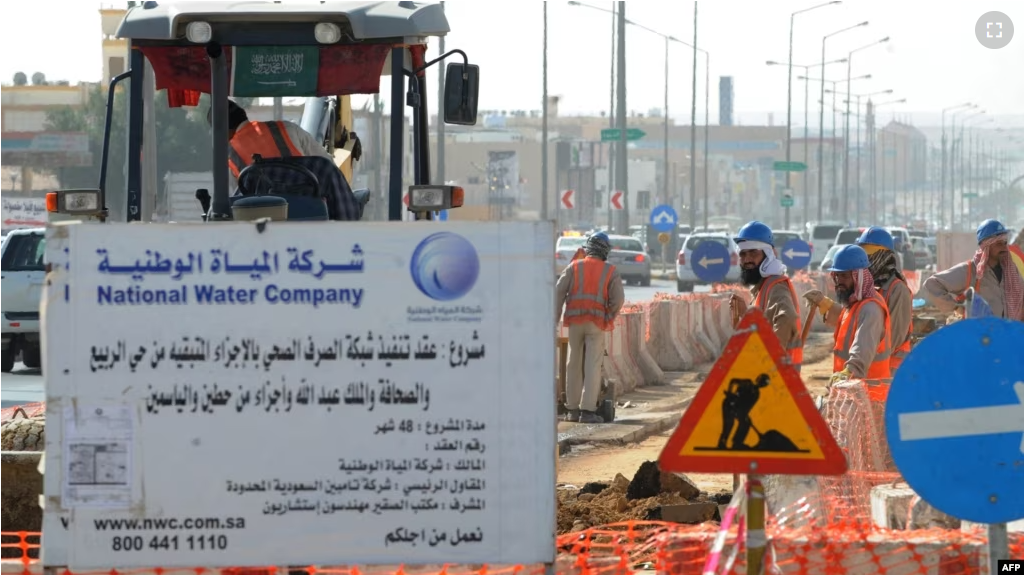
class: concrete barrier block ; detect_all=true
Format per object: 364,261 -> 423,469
645,299 -> 691,371
688,299 -> 717,363
603,315 -> 642,394
625,311 -> 664,386
700,297 -> 723,352
669,299 -> 696,368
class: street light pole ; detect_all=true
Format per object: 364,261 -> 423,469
818,21 -> 869,221
689,1 -> 699,231
842,37 -> 889,223
541,2 -> 549,221
663,36 -> 670,205
845,88 -> 893,224
616,1 -> 628,233
785,1 -> 840,230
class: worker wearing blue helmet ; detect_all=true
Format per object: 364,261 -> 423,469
803,244 -> 893,387
854,227 -> 913,372
556,231 -> 626,424
922,219 -> 1023,321
730,221 -> 804,371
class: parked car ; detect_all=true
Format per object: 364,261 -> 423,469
887,227 -> 916,270
555,235 -> 587,276
806,221 -> 846,262
675,232 -> 740,292
833,227 -> 866,247
555,234 -> 652,286
607,235 -> 652,286
2,228 -> 45,372
818,243 -> 850,272
911,237 -> 933,267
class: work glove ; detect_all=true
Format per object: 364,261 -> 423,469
828,368 -> 852,387
802,289 -> 834,315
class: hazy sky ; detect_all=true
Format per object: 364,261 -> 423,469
2,1 -> 1023,126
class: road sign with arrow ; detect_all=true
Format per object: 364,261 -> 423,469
649,204 -> 678,233
885,317 -> 1024,524
609,191 -> 624,210
561,190 -> 575,210
690,240 -> 731,283
779,238 -> 812,270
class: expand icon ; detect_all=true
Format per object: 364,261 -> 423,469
409,232 -> 480,301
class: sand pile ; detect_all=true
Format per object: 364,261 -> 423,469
557,460 -> 731,534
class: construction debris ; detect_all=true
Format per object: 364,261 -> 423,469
556,460 -> 729,534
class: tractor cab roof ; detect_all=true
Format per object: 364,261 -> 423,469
120,1 -> 448,99
118,1 -> 449,43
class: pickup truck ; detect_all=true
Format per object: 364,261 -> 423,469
1,227 -> 45,372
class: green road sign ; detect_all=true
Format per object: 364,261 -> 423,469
773,161 -> 807,172
780,196 -> 795,208
962,192 -> 980,199
601,128 -> 646,142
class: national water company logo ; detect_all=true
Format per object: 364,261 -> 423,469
409,232 -> 480,301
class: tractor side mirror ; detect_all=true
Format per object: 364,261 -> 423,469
443,62 -> 479,126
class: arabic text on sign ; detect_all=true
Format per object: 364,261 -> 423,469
251,53 -> 305,75
88,331 -> 485,373
95,246 -> 365,281
143,377 -> 433,414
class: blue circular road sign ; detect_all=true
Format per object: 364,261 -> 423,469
885,317 -> 1025,524
779,238 -> 813,270
649,204 -> 678,233
690,240 -> 731,283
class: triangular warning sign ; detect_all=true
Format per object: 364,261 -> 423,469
658,307 -> 847,476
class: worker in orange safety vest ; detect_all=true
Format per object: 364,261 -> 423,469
729,221 -> 803,372
856,227 -> 913,373
208,100 -> 336,190
802,245 -> 893,391
556,232 -> 626,424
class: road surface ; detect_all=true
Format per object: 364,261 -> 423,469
1,363 -> 44,407
0,280 -> 689,409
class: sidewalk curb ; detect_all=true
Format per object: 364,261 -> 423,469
558,396 -> 694,456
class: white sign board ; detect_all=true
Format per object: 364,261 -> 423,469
2,197 -> 47,232
42,221 -> 556,569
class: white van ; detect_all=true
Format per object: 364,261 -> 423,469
807,222 -> 846,263
1,228 -> 45,372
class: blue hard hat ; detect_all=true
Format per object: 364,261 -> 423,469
735,221 -> 774,247
589,231 -> 610,243
855,226 -> 894,251
827,244 -> 870,272
976,219 -> 1007,244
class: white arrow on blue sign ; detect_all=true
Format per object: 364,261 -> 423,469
689,240 -> 731,283
779,238 -> 813,270
649,205 -> 678,233
885,317 -> 1025,524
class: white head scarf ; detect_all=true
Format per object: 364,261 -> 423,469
738,240 -> 787,277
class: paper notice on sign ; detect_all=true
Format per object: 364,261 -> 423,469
62,405 -> 136,508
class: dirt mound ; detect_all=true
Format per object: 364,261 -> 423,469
557,460 -> 727,534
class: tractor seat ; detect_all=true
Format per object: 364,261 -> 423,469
234,157 -> 328,221
233,155 -> 363,221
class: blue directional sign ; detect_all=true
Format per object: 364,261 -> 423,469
885,317 -> 1025,524
649,204 -> 678,233
690,240 -> 732,283
779,238 -> 813,270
